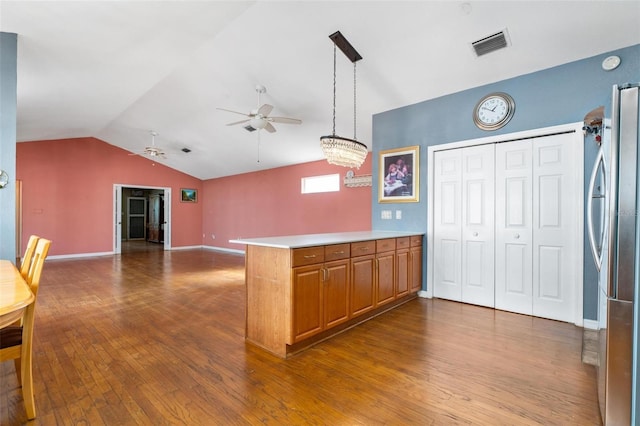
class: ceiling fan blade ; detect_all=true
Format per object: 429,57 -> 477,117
257,104 -> 273,117
269,117 -> 302,125
226,119 -> 250,126
264,122 -> 276,133
217,107 -> 250,117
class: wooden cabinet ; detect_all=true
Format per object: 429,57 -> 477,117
410,236 -> 423,293
375,238 -> 396,306
351,256 -> 375,317
244,234 -> 423,358
291,244 -> 350,343
396,237 -> 410,298
350,240 -> 376,317
292,263 -> 324,342
323,259 -> 350,328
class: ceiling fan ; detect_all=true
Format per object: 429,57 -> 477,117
130,130 -> 166,159
217,85 -> 302,133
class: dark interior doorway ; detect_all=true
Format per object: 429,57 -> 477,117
121,187 -> 165,253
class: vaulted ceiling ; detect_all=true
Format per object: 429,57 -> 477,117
2,1 -> 639,179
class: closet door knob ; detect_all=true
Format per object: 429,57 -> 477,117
473,232 -> 478,237
514,233 -> 520,239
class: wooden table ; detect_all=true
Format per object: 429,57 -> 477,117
0,260 -> 34,328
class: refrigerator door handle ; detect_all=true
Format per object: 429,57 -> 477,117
587,148 -> 605,271
606,85 -> 620,299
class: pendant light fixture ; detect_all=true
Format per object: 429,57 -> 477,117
320,31 -> 368,169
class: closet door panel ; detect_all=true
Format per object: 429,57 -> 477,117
532,134 -> 576,322
461,144 -> 495,307
495,140 -> 533,315
433,149 -> 462,301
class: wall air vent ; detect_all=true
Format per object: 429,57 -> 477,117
471,30 -> 510,57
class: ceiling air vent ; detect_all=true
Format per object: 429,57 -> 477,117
471,30 -> 510,57
243,124 -> 257,132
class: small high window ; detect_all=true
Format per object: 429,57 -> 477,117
301,174 -> 340,194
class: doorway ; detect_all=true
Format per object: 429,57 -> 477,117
113,184 -> 172,254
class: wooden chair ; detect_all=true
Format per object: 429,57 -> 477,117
19,235 -> 39,280
0,238 -> 51,420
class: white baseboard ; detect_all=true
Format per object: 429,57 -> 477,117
170,245 -> 203,251
47,251 -> 113,260
417,290 -> 430,298
583,319 -> 599,330
45,245 -> 246,259
203,245 -> 245,255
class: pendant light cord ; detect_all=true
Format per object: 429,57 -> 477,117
332,43 -> 337,136
353,61 -> 357,141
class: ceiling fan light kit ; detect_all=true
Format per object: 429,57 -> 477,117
320,31 -> 368,169
130,130 -> 167,159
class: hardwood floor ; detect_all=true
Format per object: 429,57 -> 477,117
1,249 -> 601,425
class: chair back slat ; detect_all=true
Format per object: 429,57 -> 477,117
27,238 -> 52,297
19,235 -> 40,279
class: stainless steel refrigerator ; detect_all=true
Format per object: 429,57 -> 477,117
588,83 -> 639,425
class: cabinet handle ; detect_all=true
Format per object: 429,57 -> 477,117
360,247 -> 369,251
322,268 -> 328,282
303,254 -> 317,259
332,251 -> 345,255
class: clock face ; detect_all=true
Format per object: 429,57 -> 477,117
473,93 -> 515,130
0,170 -> 8,188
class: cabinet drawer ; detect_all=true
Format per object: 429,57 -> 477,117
351,240 -> 376,257
396,237 -> 410,249
410,235 -> 423,247
292,246 -> 325,267
325,243 -> 350,261
376,238 -> 396,253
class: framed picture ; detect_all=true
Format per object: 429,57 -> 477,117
379,145 -> 419,203
181,188 -> 197,203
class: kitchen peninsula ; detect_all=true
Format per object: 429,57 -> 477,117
231,231 -> 423,358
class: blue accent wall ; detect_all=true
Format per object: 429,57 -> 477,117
0,32 -> 18,261
372,44 -> 640,321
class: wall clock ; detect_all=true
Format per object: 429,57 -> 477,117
0,170 -> 8,188
473,92 -> 515,131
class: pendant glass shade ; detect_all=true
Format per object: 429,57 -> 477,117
320,135 -> 368,168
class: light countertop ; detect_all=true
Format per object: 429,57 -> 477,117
229,231 -> 423,249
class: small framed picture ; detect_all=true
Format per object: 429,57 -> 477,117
379,145 -> 419,203
181,188 -> 197,203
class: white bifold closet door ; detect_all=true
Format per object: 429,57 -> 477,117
433,144 -> 495,307
436,132 -> 577,322
495,134 -> 577,322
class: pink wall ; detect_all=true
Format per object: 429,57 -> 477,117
202,155 -> 372,250
17,137 -> 202,256
17,137 -> 372,256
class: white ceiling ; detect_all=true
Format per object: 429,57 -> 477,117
2,1 -> 639,180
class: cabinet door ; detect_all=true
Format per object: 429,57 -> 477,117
376,251 -> 395,305
292,264 -> 323,342
324,259 -> 350,328
409,246 -> 422,293
351,255 -> 375,316
396,248 -> 409,297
